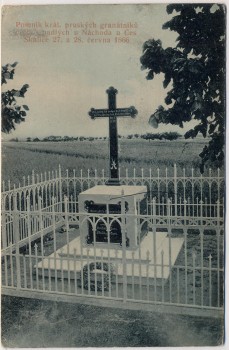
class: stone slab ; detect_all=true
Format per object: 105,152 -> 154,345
79,185 -> 147,197
36,232 -> 184,284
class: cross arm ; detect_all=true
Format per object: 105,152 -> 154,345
88,106 -> 138,119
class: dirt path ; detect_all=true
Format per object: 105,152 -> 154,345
1,295 -> 224,347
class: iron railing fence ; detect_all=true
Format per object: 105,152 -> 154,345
1,207 -> 224,314
1,166 -> 224,316
2,165 -> 224,212
1,198 -> 224,252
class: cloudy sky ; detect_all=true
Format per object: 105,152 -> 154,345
2,4 -> 186,139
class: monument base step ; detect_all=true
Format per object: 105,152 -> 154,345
36,232 -> 184,285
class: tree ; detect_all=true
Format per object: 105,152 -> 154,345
162,132 -> 181,141
142,133 -> 153,142
9,137 -> 18,142
2,62 -> 29,133
140,4 -> 226,172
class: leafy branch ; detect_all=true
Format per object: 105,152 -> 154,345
1,62 -> 29,133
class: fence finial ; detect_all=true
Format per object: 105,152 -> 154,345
32,170 -> 35,184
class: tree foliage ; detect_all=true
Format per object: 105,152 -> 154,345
1,62 -> 29,133
140,4 -> 226,172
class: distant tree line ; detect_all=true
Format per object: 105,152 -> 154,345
141,132 -> 181,141
126,132 -> 181,141
22,135 -> 109,142
8,132 -> 182,142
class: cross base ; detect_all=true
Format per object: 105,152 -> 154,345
105,178 -> 121,186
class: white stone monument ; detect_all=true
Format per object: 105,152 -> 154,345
36,87 -> 184,286
78,185 -> 147,249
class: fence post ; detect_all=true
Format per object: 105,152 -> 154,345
184,198 -> 187,226
59,165 -> 62,211
1,196 -> 7,249
38,195 -> 42,215
73,169 -> 76,203
26,195 -> 34,289
102,169 -> 105,185
13,191 -> 21,289
38,196 -> 44,239
208,254 -> 212,307
183,167 -> 186,205
66,169 -> 69,199
32,170 -> 36,208
157,168 -> 160,201
200,229 -> 204,307
174,164 -> 177,217
126,168 -> 129,181
64,195 -> 70,236
52,196 -> 58,291
192,249 -> 196,305
95,168 -> 97,185
80,169 -> 83,192
167,198 -> 171,225
121,189 -> 127,303
87,169 -> 90,188
217,199 -> 220,227
183,228 -> 188,304
167,198 -> 172,302
152,196 -> 156,217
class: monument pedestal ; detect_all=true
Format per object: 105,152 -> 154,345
35,88 -> 185,289
36,185 -> 184,285
79,185 -> 148,249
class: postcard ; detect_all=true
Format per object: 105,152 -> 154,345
1,2 -> 226,347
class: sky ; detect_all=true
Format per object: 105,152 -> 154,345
2,4 -> 192,139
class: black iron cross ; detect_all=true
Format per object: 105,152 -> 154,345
89,87 -> 138,185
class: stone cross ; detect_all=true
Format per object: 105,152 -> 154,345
89,87 -> 138,185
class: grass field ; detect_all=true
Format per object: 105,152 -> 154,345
2,138 -> 210,186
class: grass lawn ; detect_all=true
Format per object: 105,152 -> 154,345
1,295 -> 224,347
